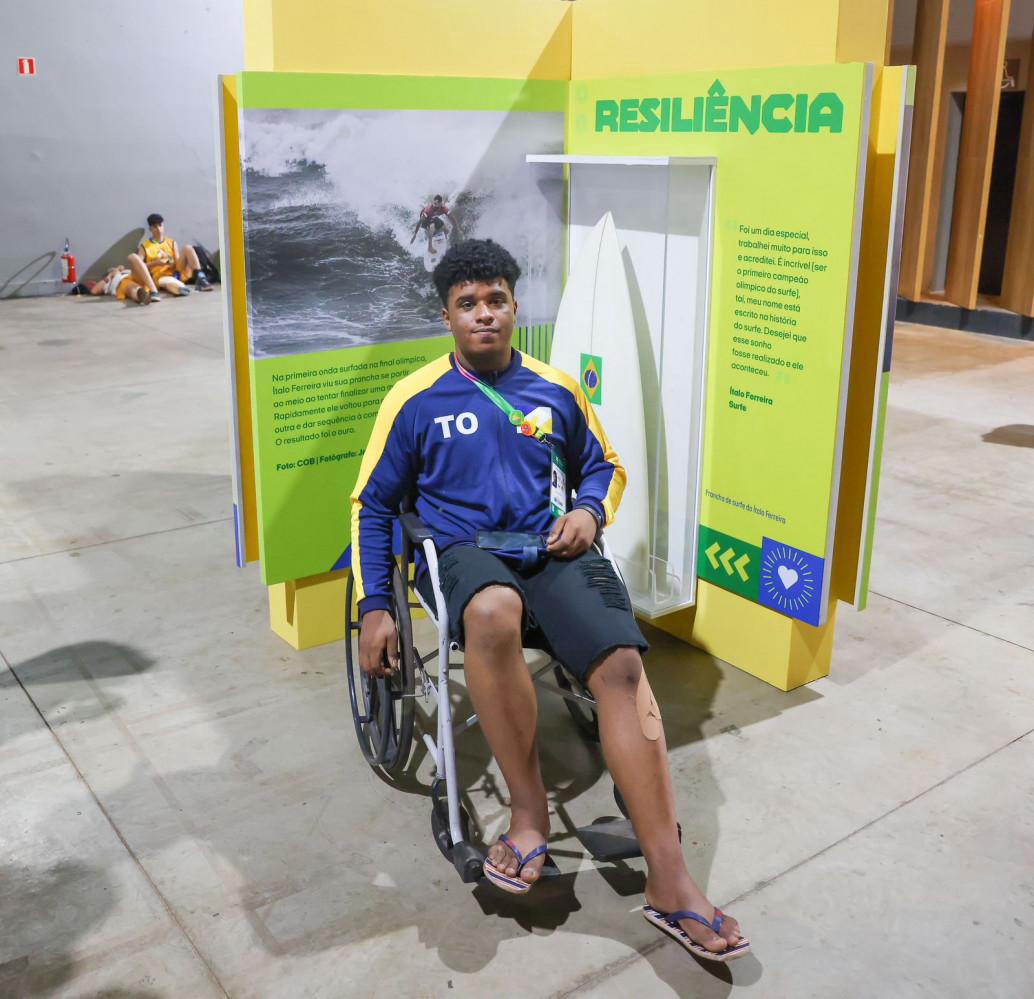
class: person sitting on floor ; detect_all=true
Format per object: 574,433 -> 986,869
351,238 -> 750,964
89,266 -> 150,306
127,213 -> 213,302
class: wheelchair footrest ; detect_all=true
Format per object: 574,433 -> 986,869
575,818 -> 643,861
452,841 -> 485,884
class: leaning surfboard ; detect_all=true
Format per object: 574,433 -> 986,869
550,212 -> 651,598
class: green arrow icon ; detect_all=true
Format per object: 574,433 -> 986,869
734,552 -> 751,582
697,526 -> 761,602
707,540 -> 749,579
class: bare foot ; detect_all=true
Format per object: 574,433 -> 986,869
645,877 -> 742,954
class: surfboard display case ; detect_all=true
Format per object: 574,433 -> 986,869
529,154 -> 716,618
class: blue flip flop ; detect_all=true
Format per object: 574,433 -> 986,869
642,903 -> 751,963
482,834 -> 549,894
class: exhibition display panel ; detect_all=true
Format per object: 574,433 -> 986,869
566,65 -> 874,627
225,73 -> 568,585
217,57 -> 914,683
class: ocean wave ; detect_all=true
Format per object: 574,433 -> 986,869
240,108 -> 564,357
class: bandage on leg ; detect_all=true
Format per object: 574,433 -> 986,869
635,671 -> 663,741
158,276 -> 188,296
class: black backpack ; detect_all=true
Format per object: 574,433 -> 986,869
193,242 -> 220,284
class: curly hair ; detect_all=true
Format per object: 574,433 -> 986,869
432,238 -> 521,305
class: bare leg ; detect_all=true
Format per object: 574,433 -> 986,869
587,649 -> 742,954
123,281 -> 149,305
127,253 -> 157,294
176,245 -> 200,283
462,586 -> 550,885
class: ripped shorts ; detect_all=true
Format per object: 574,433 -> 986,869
423,543 -> 648,682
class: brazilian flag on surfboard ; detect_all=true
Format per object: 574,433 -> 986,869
580,353 -> 603,404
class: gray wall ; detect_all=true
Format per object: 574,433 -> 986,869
0,2 -> 243,297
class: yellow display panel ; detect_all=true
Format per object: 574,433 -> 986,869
268,0 -> 572,80
658,579 -> 837,691
830,66 -> 913,607
244,0 -> 274,70
269,571 -> 348,649
571,0 -> 840,78
219,76 -> 260,565
835,0 -> 894,66
236,0 -> 899,681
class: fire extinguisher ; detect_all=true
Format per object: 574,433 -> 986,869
61,237 -> 78,286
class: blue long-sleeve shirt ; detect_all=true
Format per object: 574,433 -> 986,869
350,350 -> 625,616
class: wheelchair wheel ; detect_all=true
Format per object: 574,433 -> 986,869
345,564 -> 416,776
554,665 -> 600,742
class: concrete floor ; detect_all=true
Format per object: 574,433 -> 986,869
1,294 -> 1032,999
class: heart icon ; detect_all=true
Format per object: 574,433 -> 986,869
777,565 -> 799,590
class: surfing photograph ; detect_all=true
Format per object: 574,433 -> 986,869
239,107 -> 565,358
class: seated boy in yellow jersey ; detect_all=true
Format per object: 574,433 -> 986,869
127,213 -> 213,302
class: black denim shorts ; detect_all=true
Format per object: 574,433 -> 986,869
422,543 -> 648,683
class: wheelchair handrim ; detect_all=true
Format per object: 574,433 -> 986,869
344,566 -> 416,773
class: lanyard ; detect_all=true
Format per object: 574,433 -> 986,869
453,355 -> 549,445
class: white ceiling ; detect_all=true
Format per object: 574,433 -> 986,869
892,0 -> 1034,50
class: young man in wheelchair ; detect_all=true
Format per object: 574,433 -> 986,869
351,239 -> 748,961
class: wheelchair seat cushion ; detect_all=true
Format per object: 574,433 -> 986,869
427,543 -> 648,683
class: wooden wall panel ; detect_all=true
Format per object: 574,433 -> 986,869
897,0 -> 949,301
1001,31 -> 1034,316
944,0 -> 1012,309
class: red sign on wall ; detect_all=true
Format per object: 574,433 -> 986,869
18,58 -> 37,76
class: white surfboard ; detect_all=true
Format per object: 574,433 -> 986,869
422,227 -> 448,272
550,212 -> 651,596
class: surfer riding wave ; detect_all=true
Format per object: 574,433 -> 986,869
238,107 -> 564,356
411,194 -> 459,249
411,194 -> 462,273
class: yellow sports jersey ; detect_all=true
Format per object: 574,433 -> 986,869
141,237 -> 176,278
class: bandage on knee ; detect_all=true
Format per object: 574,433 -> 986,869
635,672 -> 663,741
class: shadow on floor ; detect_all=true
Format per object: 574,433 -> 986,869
1,642 -> 156,747
3,641 -> 155,685
6,617 -> 801,989
227,618 -> 801,978
0,861 -> 127,997
982,424 -> 1034,448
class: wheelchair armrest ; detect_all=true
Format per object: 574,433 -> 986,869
399,511 -> 435,546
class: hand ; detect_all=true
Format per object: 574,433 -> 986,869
546,508 -> 598,560
358,609 -> 398,678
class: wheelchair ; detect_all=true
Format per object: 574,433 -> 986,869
345,510 -> 643,884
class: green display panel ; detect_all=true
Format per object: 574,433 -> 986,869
568,65 -> 872,626
235,72 -> 568,584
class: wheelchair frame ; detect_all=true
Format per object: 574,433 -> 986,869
345,511 -> 628,884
